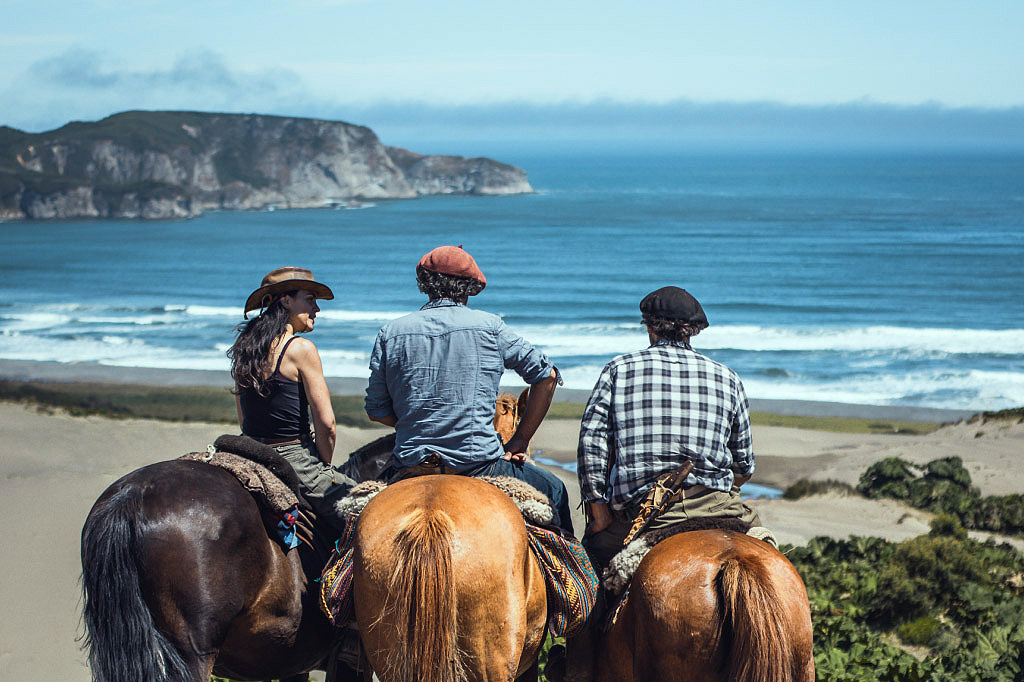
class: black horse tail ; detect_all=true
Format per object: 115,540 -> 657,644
81,485 -> 192,682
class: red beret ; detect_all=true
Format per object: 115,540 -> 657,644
417,245 -> 486,286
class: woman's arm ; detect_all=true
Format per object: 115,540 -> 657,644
235,393 -> 243,429
292,338 -> 337,464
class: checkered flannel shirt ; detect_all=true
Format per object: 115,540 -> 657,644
577,338 -> 754,510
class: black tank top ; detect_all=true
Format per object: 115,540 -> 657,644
239,336 -> 311,440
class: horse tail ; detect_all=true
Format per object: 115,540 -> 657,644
81,485 -> 192,682
383,507 -> 467,682
718,554 -> 793,682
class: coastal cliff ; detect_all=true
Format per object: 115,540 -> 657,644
0,111 -> 532,220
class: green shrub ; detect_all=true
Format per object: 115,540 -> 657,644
897,616 -> 941,646
856,457 -> 917,499
929,514 -> 968,539
923,456 -> 973,489
788,534 -> 1024,681
782,478 -> 856,500
857,455 -> 1024,537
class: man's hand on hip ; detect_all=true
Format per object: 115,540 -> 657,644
503,436 -> 529,463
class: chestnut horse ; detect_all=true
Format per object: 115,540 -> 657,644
352,475 -> 548,682
594,530 -> 814,682
493,388 -> 530,450
80,459 -> 362,682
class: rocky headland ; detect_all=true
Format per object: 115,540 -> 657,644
0,111 -> 532,220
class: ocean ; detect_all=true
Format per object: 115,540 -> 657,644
1,150 -> 1022,411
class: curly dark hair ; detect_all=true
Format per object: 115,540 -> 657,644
228,293 -> 296,396
642,314 -> 708,342
416,267 -> 485,303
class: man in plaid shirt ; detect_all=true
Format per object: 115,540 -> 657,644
577,286 -> 764,572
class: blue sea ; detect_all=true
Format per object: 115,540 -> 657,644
1,150 -> 1022,411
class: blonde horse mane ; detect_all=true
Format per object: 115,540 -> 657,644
380,508 -> 469,682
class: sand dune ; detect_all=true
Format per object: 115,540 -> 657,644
1,400 -> 1021,681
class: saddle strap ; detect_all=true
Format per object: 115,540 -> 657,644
621,460 -> 695,547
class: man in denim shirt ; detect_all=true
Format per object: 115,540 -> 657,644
364,245 -> 573,534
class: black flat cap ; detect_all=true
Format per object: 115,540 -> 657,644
640,286 -> 708,326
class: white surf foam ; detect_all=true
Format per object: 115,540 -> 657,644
181,305 -> 242,318
175,305 -> 405,323
509,323 -> 1024,358
741,369 -> 1024,411
556,363 -> 1024,411
0,331 -> 228,371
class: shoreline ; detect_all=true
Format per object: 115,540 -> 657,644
0,358 -> 978,423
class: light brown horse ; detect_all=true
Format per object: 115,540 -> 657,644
594,530 -> 814,682
493,388 -> 530,448
351,475 -> 548,682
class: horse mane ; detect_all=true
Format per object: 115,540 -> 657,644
380,508 -> 468,682
718,552 -> 792,682
344,432 -> 397,482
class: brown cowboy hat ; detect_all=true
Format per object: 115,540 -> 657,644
244,267 -> 334,316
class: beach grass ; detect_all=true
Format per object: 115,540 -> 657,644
0,378 -> 956,435
748,411 -> 943,435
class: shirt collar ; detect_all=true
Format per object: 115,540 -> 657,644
652,337 -> 693,351
421,298 -> 465,310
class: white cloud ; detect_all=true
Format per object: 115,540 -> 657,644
3,47 -> 1023,151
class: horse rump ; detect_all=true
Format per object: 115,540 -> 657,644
81,482 -> 193,682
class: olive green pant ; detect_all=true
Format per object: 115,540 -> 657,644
583,484 -> 762,576
275,438 -> 356,535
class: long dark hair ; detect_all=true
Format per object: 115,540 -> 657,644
228,293 -> 294,396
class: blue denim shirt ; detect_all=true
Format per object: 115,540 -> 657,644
365,299 -> 558,469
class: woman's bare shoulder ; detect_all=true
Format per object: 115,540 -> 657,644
286,336 -> 322,362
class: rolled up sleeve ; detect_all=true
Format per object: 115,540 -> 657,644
364,330 -> 394,419
497,321 -> 561,386
728,379 -> 755,477
577,365 -> 615,503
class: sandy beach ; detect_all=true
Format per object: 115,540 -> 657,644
1,371 -> 1021,681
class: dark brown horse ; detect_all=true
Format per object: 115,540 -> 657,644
592,530 -> 814,682
351,475 -> 548,682
80,458 -> 359,682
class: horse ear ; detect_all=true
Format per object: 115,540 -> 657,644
517,387 -> 530,418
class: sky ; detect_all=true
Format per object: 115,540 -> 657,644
2,0 -> 1023,148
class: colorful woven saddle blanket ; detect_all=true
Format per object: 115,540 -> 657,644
317,477 -> 598,638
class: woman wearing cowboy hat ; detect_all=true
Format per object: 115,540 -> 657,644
229,266 -> 354,534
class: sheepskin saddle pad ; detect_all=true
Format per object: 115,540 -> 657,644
603,517 -> 754,595
318,477 -> 598,635
326,475 -> 556,525
179,446 -> 298,516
